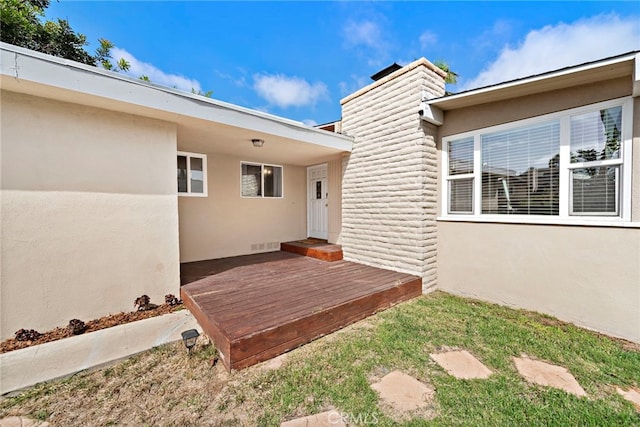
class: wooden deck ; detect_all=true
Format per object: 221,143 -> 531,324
180,251 -> 421,371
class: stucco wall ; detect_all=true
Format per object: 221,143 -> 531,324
1,91 -> 180,340
437,77 -> 631,137
177,152 -> 307,262
327,157 -> 343,244
340,59 -> 446,289
437,221 -> 640,343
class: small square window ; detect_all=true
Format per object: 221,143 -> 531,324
177,152 -> 207,196
241,162 -> 283,198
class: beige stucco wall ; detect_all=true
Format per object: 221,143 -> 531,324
327,157 -> 343,244
438,222 -> 640,343
437,77 -> 631,137
177,151 -> 307,262
1,91 -> 180,340
340,59 -> 446,289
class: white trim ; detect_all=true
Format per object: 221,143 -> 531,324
240,161 -> 284,199
177,151 -> 207,197
442,97 -> 633,223
621,98 -> 634,221
437,216 -> 640,229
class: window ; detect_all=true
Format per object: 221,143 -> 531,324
241,162 -> 283,198
447,137 -> 474,213
177,152 -> 207,196
569,106 -> 622,215
443,98 -> 632,222
480,121 -> 559,216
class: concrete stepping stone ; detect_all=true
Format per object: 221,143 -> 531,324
513,355 -> 586,397
615,387 -> 640,411
370,370 -> 435,412
429,350 -> 492,379
0,417 -> 50,427
280,411 -> 346,427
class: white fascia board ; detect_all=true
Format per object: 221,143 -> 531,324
0,43 -> 352,152
633,52 -> 640,97
419,102 -> 444,126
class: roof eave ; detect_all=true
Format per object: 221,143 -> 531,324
0,43 -> 352,154
428,51 -> 639,111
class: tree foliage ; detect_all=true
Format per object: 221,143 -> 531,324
433,60 -> 458,85
1,0 -> 94,65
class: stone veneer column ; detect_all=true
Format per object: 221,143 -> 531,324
340,59 -> 446,291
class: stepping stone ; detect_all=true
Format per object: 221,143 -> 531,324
0,417 -> 50,427
513,356 -> 586,397
615,387 -> 640,411
370,370 -> 435,412
280,411 -> 346,427
429,350 -> 492,379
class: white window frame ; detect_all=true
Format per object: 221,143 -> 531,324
240,161 -> 284,199
441,97 -> 633,225
177,151 -> 207,197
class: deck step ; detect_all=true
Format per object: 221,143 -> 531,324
280,239 -> 343,261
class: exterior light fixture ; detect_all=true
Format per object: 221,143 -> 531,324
251,138 -> 264,148
181,329 -> 199,353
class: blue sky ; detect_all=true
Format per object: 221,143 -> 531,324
46,1 -> 640,125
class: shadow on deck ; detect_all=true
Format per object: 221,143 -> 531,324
180,250 -> 421,371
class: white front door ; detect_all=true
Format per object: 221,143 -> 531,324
307,164 -> 328,240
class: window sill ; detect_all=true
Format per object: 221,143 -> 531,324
178,193 -> 207,198
436,215 -> 640,228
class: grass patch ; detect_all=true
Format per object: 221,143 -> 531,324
1,292 -> 638,426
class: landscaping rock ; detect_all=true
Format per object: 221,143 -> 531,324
513,355 -> 586,397
0,416 -> 50,427
430,350 -> 492,379
615,386 -> 640,411
280,411 -> 347,427
370,370 -> 435,412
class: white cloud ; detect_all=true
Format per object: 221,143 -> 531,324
342,19 -> 391,67
343,20 -> 383,49
302,119 -> 318,127
253,74 -> 328,108
462,14 -> 640,91
419,30 -> 438,50
110,47 -> 202,93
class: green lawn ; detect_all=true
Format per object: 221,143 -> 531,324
2,292 -> 639,426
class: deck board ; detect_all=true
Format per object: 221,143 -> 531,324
181,251 -> 421,370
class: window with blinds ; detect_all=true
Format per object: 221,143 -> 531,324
447,137 -> 474,213
569,106 -> 622,215
481,122 -> 559,215
442,99 -> 630,221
